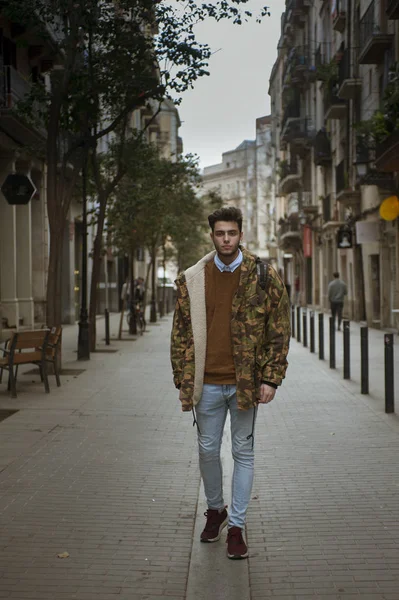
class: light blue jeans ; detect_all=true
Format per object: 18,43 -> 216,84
195,384 -> 257,529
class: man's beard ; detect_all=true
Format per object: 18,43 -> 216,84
215,241 -> 240,257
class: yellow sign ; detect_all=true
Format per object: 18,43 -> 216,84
379,196 -> 399,221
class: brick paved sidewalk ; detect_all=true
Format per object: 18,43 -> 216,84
0,315 -> 200,600
0,314 -> 399,599
248,331 -> 399,600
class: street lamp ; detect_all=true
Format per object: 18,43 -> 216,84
354,160 -> 368,179
77,147 -> 90,360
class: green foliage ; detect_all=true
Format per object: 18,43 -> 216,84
316,59 -> 338,84
354,111 -> 389,144
355,63 -> 399,145
107,143 -> 202,262
5,0 -> 271,153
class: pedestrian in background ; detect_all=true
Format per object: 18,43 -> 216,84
170,206 -> 290,560
328,271 -> 347,331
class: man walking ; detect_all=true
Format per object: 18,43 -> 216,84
170,206 -> 290,559
328,272 -> 347,331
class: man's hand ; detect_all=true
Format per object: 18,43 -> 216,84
259,383 -> 276,404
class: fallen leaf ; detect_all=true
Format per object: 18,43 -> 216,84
57,552 -> 70,559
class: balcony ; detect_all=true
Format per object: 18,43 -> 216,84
335,160 -> 361,206
386,0 -> 399,19
314,129 -> 332,166
0,66 -> 46,145
337,48 -> 362,99
281,98 -> 301,141
375,131 -> 399,172
283,46 -> 317,89
282,117 -> 315,153
302,191 -> 318,213
287,192 -> 299,217
278,218 -> 301,251
358,1 -> 393,64
284,0 -> 309,28
278,157 -> 302,195
324,80 -> 347,120
332,0 -> 347,33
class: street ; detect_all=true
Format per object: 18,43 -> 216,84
0,314 -> 399,600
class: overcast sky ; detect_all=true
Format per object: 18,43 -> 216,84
178,0 -> 282,170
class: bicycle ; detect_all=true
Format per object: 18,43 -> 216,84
126,301 -> 146,335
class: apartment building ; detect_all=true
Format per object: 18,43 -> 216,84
0,16 -> 54,335
201,117 -> 276,262
270,0 -> 399,329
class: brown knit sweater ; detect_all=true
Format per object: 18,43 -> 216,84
204,261 -> 241,384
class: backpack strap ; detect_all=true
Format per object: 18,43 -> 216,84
256,257 -> 268,291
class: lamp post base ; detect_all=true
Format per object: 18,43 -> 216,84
77,312 -> 90,360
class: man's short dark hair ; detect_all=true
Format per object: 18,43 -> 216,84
333,272 -> 339,278
208,206 -> 243,232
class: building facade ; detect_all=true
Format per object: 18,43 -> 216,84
269,0 -> 399,329
0,16 -> 53,338
201,117 -> 276,262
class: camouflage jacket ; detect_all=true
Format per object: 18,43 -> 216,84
170,247 -> 290,411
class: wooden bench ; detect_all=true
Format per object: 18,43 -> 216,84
0,330 -> 51,398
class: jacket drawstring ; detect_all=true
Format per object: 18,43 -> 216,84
246,406 -> 257,449
192,408 -> 201,435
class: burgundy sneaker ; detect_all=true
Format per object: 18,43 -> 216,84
226,526 -> 248,559
200,507 -> 228,542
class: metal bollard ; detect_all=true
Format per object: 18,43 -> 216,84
384,333 -> 394,414
296,306 -> 301,343
329,316 -> 335,369
319,313 -> 324,360
105,308 -> 110,346
360,326 -> 369,394
291,304 -> 296,338
343,320 -> 350,379
310,311 -> 315,353
302,311 -> 307,347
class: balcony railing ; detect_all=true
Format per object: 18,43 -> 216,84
278,219 -> 299,237
279,156 -> 301,195
332,0 -> 347,32
335,160 -> 361,204
280,156 -> 299,180
0,65 -> 32,108
314,129 -> 332,166
283,46 -> 314,86
282,117 -> 315,150
338,48 -> 361,99
0,65 -> 46,143
324,80 -> 347,120
359,0 -> 393,64
281,98 -> 301,137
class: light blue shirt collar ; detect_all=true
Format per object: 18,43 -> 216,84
214,249 -> 243,273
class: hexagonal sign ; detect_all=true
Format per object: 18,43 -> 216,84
1,173 -> 37,205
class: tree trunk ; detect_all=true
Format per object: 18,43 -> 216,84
88,234 -> 102,352
128,246 -> 137,335
150,246 -> 157,323
89,194 -> 107,352
46,225 -> 64,327
160,240 -> 166,317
